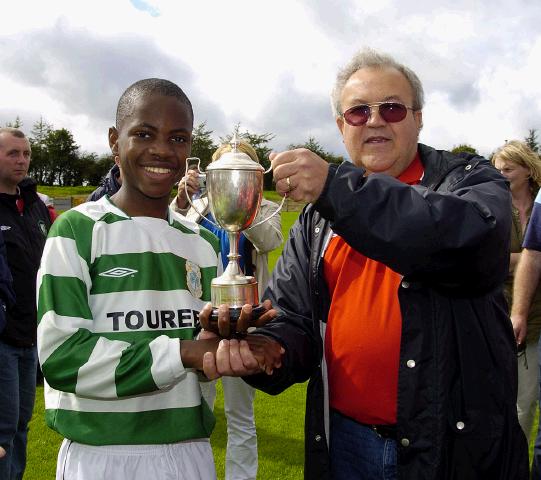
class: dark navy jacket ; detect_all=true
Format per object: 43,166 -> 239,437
247,144 -> 528,479
0,177 -> 50,347
0,231 -> 15,334
87,164 -> 120,202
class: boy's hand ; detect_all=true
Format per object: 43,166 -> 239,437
202,334 -> 285,380
198,300 -> 277,338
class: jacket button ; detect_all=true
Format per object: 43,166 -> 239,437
401,281 -> 410,289
465,164 -> 472,171
401,438 -> 410,447
456,421 -> 465,430
315,435 -> 322,442
315,227 -> 320,234
406,359 -> 416,368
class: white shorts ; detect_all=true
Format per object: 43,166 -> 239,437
56,438 -> 216,480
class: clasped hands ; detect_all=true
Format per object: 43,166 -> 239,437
195,300 -> 285,380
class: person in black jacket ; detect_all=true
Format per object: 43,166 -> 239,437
0,127 -> 51,479
86,163 -> 121,201
200,48 -> 529,479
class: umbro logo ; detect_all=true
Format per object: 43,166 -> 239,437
99,267 -> 138,278
0,226 -> 11,231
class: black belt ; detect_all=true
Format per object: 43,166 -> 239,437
363,423 -> 397,439
333,410 -> 397,439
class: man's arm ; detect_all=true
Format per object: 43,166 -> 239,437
510,248 -> 541,345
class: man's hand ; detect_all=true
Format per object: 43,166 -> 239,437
511,314 -> 528,346
270,148 -> 330,203
202,334 -> 285,380
175,170 -> 201,210
198,300 -> 277,338
0,446 -> 5,458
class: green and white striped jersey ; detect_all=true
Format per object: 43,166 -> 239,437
37,196 -> 220,446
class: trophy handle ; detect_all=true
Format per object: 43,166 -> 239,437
246,164 -> 286,230
246,195 -> 286,230
183,157 -> 220,228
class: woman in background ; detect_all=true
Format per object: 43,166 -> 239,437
493,140 -> 541,444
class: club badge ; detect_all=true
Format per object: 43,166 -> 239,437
185,260 -> 203,299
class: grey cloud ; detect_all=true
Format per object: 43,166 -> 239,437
249,75 -> 349,159
0,22 -> 226,138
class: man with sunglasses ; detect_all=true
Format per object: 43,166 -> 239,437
201,47 -> 528,479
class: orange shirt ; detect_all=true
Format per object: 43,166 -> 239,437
323,154 -> 423,425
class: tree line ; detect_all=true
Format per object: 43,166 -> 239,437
4,117 -> 540,188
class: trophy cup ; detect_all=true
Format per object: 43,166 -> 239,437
185,134 -> 284,336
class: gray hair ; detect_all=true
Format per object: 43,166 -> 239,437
331,48 -> 424,118
0,127 -> 26,139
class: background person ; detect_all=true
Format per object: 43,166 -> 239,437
171,140 -> 283,480
492,140 -> 541,444
86,162 -> 122,201
0,127 -> 51,480
202,48 -> 528,480
511,184 -> 541,479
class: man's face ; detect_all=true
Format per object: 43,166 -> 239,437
0,133 -> 31,192
109,94 -> 193,201
336,66 -> 423,177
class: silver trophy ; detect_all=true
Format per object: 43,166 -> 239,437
186,134 -> 284,335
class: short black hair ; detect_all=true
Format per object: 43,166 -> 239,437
116,78 -> 194,129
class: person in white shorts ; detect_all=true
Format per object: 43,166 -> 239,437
37,78 -> 277,480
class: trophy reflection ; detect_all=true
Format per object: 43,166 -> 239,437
186,134 -> 282,336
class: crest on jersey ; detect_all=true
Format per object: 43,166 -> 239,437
186,260 -> 203,299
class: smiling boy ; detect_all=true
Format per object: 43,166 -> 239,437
37,79 -> 223,480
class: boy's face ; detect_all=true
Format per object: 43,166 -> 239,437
109,93 -> 193,201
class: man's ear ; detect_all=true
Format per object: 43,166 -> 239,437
108,127 -> 119,162
336,116 -> 345,137
415,110 -> 423,132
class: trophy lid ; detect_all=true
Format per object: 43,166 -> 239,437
207,133 -> 264,172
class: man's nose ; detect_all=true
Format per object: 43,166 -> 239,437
365,105 -> 386,127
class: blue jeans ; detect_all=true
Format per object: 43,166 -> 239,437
330,410 -> 397,480
0,340 -> 37,480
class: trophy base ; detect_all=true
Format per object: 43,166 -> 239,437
208,304 -> 267,338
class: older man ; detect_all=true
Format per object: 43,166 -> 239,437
0,128 -> 51,479
201,48 -> 528,479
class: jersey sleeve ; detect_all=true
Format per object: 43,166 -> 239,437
37,211 -> 186,400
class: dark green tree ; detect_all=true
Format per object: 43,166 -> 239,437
451,144 -> 478,155
81,153 -> 115,186
44,128 -> 80,185
5,116 -> 22,128
525,129 -> 539,154
28,117 -> 53,184
190,122 -> 218,171
288,136 -> 345,165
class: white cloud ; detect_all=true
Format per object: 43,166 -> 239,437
0,0 -> 539,159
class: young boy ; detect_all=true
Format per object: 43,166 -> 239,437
37,79 -> 223,479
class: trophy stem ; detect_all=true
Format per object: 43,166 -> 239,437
223,231 -> 241,278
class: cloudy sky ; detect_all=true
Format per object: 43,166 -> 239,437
1,0 -> 540,160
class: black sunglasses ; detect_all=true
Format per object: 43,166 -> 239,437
342,102 -> 415,126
